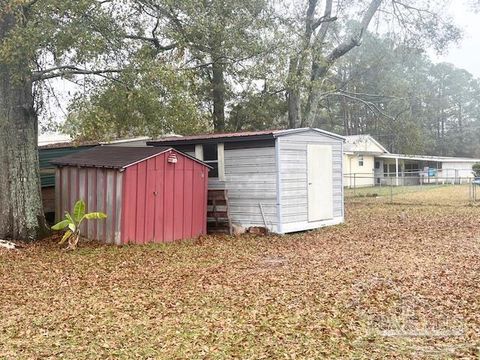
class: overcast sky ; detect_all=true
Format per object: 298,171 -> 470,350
435,1 -> 480,76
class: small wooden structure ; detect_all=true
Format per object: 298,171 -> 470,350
52,146 -> 210,244
207,189 -> 231,234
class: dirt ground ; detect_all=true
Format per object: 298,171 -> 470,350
1,186 -> 480,359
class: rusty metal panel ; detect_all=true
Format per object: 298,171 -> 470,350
87,168 -> 96,239
105,170 -> 115,244
121,165 -> 137,244
153,155 -> 165,242
78,168 -> 88,235
69,167 -> 78,210
96,169 -> 106,242
55,169 -> 61,222
61,168 -> 69,218
114,172 -> 123,245
144,158 -> 156,243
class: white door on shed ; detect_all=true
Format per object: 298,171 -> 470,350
307,144 -> 333,221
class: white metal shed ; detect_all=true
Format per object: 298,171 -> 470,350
148,128 -> 345,234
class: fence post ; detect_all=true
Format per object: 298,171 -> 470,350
390,185 -> 393,203
353,173 -> 356,197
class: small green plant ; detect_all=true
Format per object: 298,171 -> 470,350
473,163 -> 480,178
51,200 -> 107,250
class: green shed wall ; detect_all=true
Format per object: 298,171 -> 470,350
39,146 -> 94,187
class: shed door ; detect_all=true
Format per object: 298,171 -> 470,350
307,144 -> 333,222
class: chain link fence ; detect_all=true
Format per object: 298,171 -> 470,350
344,173 -> 479,206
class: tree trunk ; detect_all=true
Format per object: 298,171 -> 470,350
302,0 -> 382,126
287,87 -> 301,128
211,59 -> 226,132
0,11 -> 47,241
286,55 -> 303,128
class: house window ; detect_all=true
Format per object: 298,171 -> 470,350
203,144 -> 219,178
405,163 -> 419,174
389,164 -> 396,176
375,161 -> 380,169
383,164 -> 397,176
358,155 -> 364,167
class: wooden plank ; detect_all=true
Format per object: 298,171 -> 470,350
206,188 -> 231,234
207,211 -> 229,218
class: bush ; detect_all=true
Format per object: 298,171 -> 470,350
473,163 -> 480,178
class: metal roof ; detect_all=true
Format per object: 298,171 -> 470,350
38,133 -> 72,147
148,128 -> 344,146
378,153 -> 480,163
39,140 -> 100,150
38,136 -> 153,150
344,134 -> 389,154
51,146 -> 210,170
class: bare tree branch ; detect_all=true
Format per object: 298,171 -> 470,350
303,0 -> 383,126
314,0 -> 334,47
124,34 -> 176,51
314,91 -> 396,125
32,66 -> 123,81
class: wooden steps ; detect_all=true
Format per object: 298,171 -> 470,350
207,189 -> 232,235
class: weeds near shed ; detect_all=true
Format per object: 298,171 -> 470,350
51,200 -> 106,250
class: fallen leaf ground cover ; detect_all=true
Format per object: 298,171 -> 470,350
1,186 -> 480,359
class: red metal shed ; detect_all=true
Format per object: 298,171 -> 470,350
52,146 -> 209,244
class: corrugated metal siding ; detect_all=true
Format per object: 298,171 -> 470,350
121,151 -> 208,244
224,146 -> 278,231
278,130 -> 343,226
55,166 -> 123,244
40,146 -> 94,187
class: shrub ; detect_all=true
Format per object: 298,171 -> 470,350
473,163 -> 480,178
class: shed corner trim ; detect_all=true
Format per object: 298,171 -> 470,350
274,137 -> 283,234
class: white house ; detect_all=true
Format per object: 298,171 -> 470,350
343,135 -> 480,187
343,135 -> 389,187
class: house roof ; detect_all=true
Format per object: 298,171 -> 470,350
38,133 -> 72,147
344,135 -> 389,154
51,146 -> 210,170
379,153 -> 480,163
38,136 -> 152,150
148,128 -> 345,146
